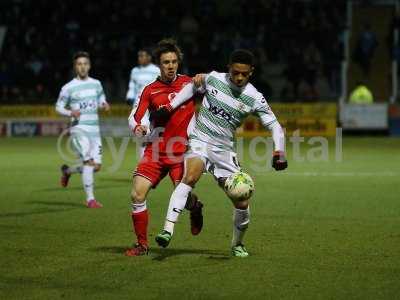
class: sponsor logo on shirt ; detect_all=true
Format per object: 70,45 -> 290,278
208,102 -> 232,121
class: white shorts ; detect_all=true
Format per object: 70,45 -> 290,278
185,139 -> 241,180
71,131 -> 102,164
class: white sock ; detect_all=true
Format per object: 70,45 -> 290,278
68,165 -> 82,174
82,165 -> 95,201
163,183 -> 192,235
132,201 -> 147,214
232,207 -> 250,247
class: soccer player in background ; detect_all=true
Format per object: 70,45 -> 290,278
57,51 -> 110,208
126,48 -> 160,106
154,49 -> 288,257
125,39 -> 203,256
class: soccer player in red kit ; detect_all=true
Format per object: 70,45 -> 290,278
125,39 -> 203,256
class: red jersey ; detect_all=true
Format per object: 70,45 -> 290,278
133,75 -> 195,154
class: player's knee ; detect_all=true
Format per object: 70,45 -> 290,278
84,159 -> 95,167
131,189 -> 146,203
182,174 -> 199,187
233,199 -> 249,210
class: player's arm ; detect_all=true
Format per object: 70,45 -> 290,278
55,87 -> 80,118
128,86 -> 150,137
254,96 -> 287,171
152,75 -> 206,120
126,69 -> 137,105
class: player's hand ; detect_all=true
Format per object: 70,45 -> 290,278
192,74 -> 206,88
71,110 -> 81,119
134,125 -> 148,137
102,102 -> 111,112
272,151 -> 288,171
149,104 -> 173,121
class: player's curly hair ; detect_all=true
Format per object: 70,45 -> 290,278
73,51 -> 90,63
153,38 -> 183,65
229,49 -> 255,66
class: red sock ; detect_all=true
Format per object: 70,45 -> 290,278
131,210 -> 149,247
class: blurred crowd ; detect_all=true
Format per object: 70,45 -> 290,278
0,0 -> 346,103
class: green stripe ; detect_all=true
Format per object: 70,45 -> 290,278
81,110 -> 98,115
84,112 -> 98,115
77,120 -> 99,126
189,134 -> 233,151
70,96 -> 98,103
206,94 -> 245,122
240,93 -> 257,107
199,106 -> 236,131
208,75 -> 256,107
72,137 -> 83,153
195,119 -> 233,141
68,83 -> 100,93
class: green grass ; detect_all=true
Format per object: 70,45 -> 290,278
0,137 -> 399,299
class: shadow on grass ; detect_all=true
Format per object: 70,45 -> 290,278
26,200 -> 85,207
92,246 -> 230,261
99,177 -> 131,184
151,248 -> 230,261
37,184 -> 126,192
0,207 -> 77,218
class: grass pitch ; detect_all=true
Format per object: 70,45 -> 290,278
0,137 -> 399,299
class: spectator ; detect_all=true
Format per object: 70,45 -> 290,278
349,81 -> 374,104
352,23 -> 378,75
1,0 -> 346,103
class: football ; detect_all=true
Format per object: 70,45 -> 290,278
224,171 -> 255,201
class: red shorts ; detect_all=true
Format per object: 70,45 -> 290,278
133,148 -> 184,188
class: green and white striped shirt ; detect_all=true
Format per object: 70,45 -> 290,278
190,71 -> 277,150
56,77 -> 106,134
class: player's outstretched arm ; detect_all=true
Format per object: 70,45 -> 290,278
268,122 -> 288,171
192,73 -> 206,89
254,95 -> 287,171
170,82 -> 198,110
151,82 -> 199,120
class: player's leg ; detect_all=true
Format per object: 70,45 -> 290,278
126,151 -> 165,256
213,151 -> 250,257
68,132 -> 102,207
81,159 -> 103,208
125,175 -> 153,256
156,156 -> 205,247
169,162 -> 204,235
84,136 -> 103,208
60,164 -> 82,187
60,163 -> 102,187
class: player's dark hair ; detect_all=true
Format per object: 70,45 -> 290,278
73,51 -> 90,63
153,38 -> 183,65
138,48 -> 152,57
229,49 -> 255,67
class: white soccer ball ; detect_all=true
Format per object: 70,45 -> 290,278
224,171 -> 255,201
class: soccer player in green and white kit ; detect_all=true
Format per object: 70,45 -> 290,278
56,51 -> 110,208
154,49 -> 288,257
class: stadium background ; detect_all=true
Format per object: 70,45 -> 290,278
1,0 -> 399,299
